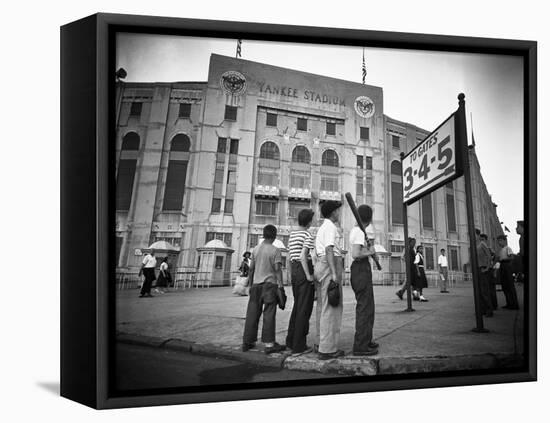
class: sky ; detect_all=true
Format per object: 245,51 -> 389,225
116,33 -> 524,250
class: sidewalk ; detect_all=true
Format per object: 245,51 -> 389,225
116,283 -> 525,376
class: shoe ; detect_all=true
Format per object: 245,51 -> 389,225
440,290 -> 450,293
419,296 -> 428,302
265,343 -> 286,354
139,294 -> 145,298
353,347 -> 378,356
241,342 -> 255,352
292,346 -> 313,356
318,350 -> 345,360
396,290 -> 403,300
368,341 -> 379,349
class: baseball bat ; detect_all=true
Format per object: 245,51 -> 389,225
345,192 -> 382,270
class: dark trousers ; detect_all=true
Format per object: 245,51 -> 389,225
243,282 -> 278,344
488,271 -> 498,309
140,268 -> 155,295
500,262 -> 519,308
350,259 -> 375,352
286,261 -> 314,353
479,270 -> 493,314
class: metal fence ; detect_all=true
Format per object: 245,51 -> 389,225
116,269 -> 472,290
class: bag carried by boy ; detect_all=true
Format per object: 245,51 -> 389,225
327,279 -> 340,307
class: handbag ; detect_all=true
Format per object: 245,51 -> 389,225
276,286 -> 287,310
327,279 -> 340,307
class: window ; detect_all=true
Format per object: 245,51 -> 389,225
326,122 -> 336,136
229,139 -> 239,155
360,127 -> 370,140
206,232 -> 232,247
170,134 -> 191,152
121,132 -> 140,150
356,177 -> 363,205
365,156 -> 373,171
266,113 -> 277,127
259,141 -> 280,160
365,177 -> 373,196
214,168 -> 224,183
211,198 -> 221,213
217,138 -> 227,153
449,247 -> 459,271
392,134 -> 400,149
297,117 -> 308,131
357,155 -> 363,169
421,195 -> 433,229
321,174 -> 339,192
291,146 -> 310,163
256,200 -> 277,216
116,132 -> 140,211
446,193 -> 457,232
178,103 -> 191,118
390,242 -> 405,254
224,105 -> 237,121
215,256 -> 224,269
257,169 -> 279,186
153,233 -> 184,249
163,161 -> 188,211
130,102 -> 142,117
424,245 -> 435,270
391,161 -> 403,225
224,199 -> 234,214
248,233 -> 259,249
321,149 -> 339,167
290,169 -> 310,189
288,200 -> 310,218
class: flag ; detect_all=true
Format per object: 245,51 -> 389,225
505,226 -> 510,233
362,48 -> 366,84
236,39 -> 242,58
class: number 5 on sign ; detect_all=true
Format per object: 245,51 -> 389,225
401,112 -> 463,205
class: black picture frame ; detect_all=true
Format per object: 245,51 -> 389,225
60,12 -> 537,409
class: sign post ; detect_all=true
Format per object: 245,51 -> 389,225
456,93 -> 487,333
400,152 -> 414,312
400,93 -> 485,331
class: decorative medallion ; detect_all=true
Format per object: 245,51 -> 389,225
220,70 -> 247,95
354,96 -> 376,118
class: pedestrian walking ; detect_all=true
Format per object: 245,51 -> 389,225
349,204 -> 378,356
285,209 -> 316,355
139,249 -> 157,298
496,235 -> 519,310
233,252 -> 251,296
242,225 -> 286,354
313,200 -> 345,360
413,246 -> 429,302
438,249 -> 450,293
516,220 -> 525,281
395,237 -> 416,300
488,245 -> 499,309
154,257 -> 170,294
476,230 -> 494,317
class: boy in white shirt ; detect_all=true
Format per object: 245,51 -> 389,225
438,248 -> 449,293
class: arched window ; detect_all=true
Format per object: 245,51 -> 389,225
391,160 -> 403,224
259,141 -> 280,160
170,134 -> 190,152
121,132 -> 140,150
163,134 -> 190,211
292,145 -> 311,164
322,149 -> 339,167
116,133 -> 140,211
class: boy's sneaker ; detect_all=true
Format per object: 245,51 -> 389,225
395,290 -> 403,300
264,343 -> 286,354
318,350 -> 345,360
241,342 -> 255,352
352,347 -> 378,356
419,295 -> 429,302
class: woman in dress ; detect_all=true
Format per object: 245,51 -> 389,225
413,246 -> 429,302
233,252 -> 251,296
155,257 -> 171,294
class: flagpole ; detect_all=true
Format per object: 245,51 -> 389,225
362,48 -> 366,84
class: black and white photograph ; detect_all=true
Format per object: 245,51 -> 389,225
112,31 -> 530,392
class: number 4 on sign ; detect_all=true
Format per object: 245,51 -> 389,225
419,155 -> 430,180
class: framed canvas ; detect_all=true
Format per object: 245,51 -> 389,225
60,13 -> 537,409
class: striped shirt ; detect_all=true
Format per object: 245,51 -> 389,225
288,230 -> 314,261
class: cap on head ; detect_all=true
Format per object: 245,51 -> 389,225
320,200 -> 342,219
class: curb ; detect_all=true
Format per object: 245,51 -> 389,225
116,332 -> 524,376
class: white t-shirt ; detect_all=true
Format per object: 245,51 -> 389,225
349,226 -> 367,247
142,254 -> 157,268
438,254 -> 448,267
315,219 -> 343,257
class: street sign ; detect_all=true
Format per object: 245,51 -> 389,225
401,112 -> 464,204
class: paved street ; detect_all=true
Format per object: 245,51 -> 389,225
116,282 -> 524,359
116,343 -> 339,391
